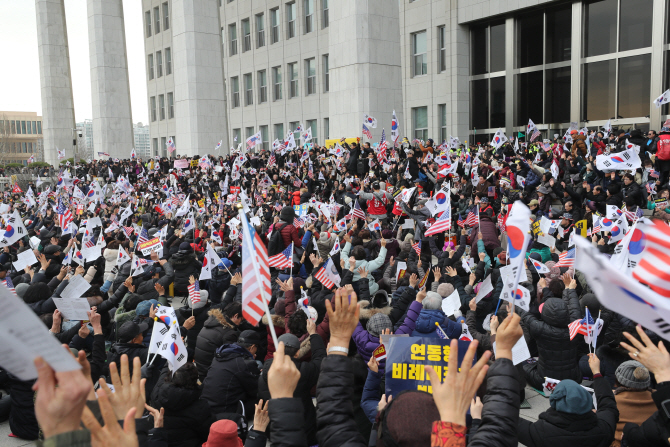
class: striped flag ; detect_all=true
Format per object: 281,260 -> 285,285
2,277 -> 15,294
530,129 -> 541,142
555,247 -> 576,268
314,258 -> 337,289
362,124 -> 372,139
425,208 -> 451,237
568,308 -> 594,340
240,211 -> 272,326
123,226 -> 134,237
465,207 -> 479,227
56,199 -> 73,229
267,151 -> 276,167
137,227 -> 150,245
412,240 -> 421,257
293,217 -> 304,228
457,214 -> 465,228
268,243 -> 293,269
632,220 -> 670,297
352,200 -> 366,220
188,280 -> 201,305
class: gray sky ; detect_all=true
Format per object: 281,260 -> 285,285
0,0 -> 148,123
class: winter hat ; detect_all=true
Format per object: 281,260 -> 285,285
277,333 -> 301,350
404,233 -> 414,243
616,360 -> 651,389
136,299 -> 159,318
187,290 -> 209,309
319,231 -> 331,242
436,283 -> 454,298
293,277 -> 306,295
549,379 -> 593,414
219,258 -> 233,269
579,293 -> 600,315
179,241 -> 192,252
274,299 -> 286,316
366,313 -> 393,337
279,206 -> 295,222
382,391 -> 440,447
202,420 -> 243,447
528,252 -> 542,262
15,282 -> 30,299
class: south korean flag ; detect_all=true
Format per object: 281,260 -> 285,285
0,211 -> 27,247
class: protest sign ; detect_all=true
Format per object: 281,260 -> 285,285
138,237 -> 162,255
52,297 -> 91,321
13,250 -> 38,272
174,159 -> 189,169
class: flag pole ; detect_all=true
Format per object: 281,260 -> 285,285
237,205 -> 279,349
290,243 -> 294,278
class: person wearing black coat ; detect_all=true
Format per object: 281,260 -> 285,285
258,331 -> 326,446
169,244 -> 202,297
149,363 -> 215,447
202,339 -> 261,419
194,304 -> 242,380
518,286 -> 582,389
176,298 -> 211,363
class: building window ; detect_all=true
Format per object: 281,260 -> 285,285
244,73 -> 253,106
618,54 -> 652,118
159,94 -> 165,120
167,92 -> 174,119
233,129 -> 241,144
145,11 -> 152,37
323,54 -> 329,92
305,58 -> 316,95
438,104 -> 447,143
270,8 -> 280,44
258,70 -> 267,103
306,119 -> 317,143
290,121 -> 300,141
516,10 -> 544,68
260,125 -> 269,150
438,26 -> 446,72
229,24 -> 238,56
154,6 -> 160,34
32,121 -> 37,134
161,137 -> 166,155
584,0 -> 617,57
10,121 -> 15,134
322,0 -> 329,28
153,138 -> 158,154
156,50 -> 163,78
583,59 -> 616,121
620,0 -> 653,51
273,66 -> 282,100
412,107 -> 428,141
490,77 -> 506,128
163,2 -> 169,30
231,76 -> 240,107
545,67 -> 571,123
516,71 -> 543,126
242,19 -> 251,52
150,96 -> 157,121
246,127 -> 255,139
304,0 -> 314,34
165,47 -> 172,75
288,63 -> 298,98
22,121 -> 26,134
471,22 -> 505,75
412,31 -> 427,77
37,121 -> 42,134
148,54 -> 154,80
27,121 -> 32,135
256,13 -> 265,48
546,4 -> 571,63
324,117 -> 329,140
274,123 -> 284,141
286,3 -> 296,39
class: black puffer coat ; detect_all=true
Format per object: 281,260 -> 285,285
6,375 -> 38,440
149,367 -> 215,447
169,250 -> 201,296
194,308 -> 239,380
176,303 -> 211,362
520,288 -> 582,385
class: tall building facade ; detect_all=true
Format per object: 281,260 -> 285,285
76,119 -> 94,155
142,0 -> 670,152
0,112 -> 44,165
133,122 -> 152,158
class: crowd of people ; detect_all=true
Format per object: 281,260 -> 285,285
0,123 -> 669,447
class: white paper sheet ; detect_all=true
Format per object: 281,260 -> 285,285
493,336 -> 531,365
441,290 -> 461,316
52,297 -> 91,321
537,234 -> 556,248
401,220 -> 415,229
13,250 -> 39,271
60,275 -> 92,300
474,275 -> 494,303
0,285 -> 81,380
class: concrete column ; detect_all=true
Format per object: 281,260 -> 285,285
328,0 -> 404,142
649,0 -> 666,130
570,1 -> 582,125
87,0 -> 135,160
171,0 -> 229,156
35,0 -> 77,167
504,17 -> 515,135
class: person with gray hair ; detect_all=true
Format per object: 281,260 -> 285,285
411,291 -> 462,339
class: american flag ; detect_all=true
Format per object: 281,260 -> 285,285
555,247 -> 576,267
497,213 -> 506,232
412,240 -> 421,256
98,151 -> 110,157
254,191 -> 263,205
166,138 -> 176,153
268,243 -> 293,269
649,169 -> 659,179
465,207 -> 479,227
622,205 -> 643,222
530,130 -> 541,142
457,214 -> 465,228
352,200 -> 366,220
592,218 -> 601,234
137,227 -> 150,245
274,202 -> 283,212
568,308 -> 594,340
314,262 -> 336,289
379,128 -> 386,146
632,220 -> 670,297
2,277 -> 15,294
362,124 -> 372,139
425,209 -> 451,237
240,212 -> 272,326
293,216 -> 304,228
57,199 -> 73,228
188,280 -> 201,305
123,226 -> 134,237
293,179 -> 302,188
377,141 -> 388,165
663,118 -> 670,128
267,152 -> 276,167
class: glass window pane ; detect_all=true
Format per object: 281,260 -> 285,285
619,0 -> 653,51
583,60 -> 616,121
545,67 -> 571,124
618,54 -> 651,118
490,23 -> 505,72
490,77 -> 505,128
516,71 -> 543,126
584,0 -> 617,57
546,5 -> 571,63
415,107 -> 427,128
517,11 -> 544,68
471,25 -> 487,75
470,79 -> 489,129
414,32 -> 426,54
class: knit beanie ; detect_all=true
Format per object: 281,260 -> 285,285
616,360 -> 650,389
549,380 -> 593,414
366,313 -> 392,337
436,283 -> 454,298
274,299 -> 286,316
383,391 -> 440,447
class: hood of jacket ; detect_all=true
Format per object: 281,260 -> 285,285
103,249 -> 118,263
541,297 -> 570,327
214,343 -> 254,361
414,309 -> 446,333
170,250 -> 196,267
152,380 -> 202,411
203,308 -> 236,330
359,300 -> 392,320
574,134 -> 587,143
261,313 -> 285,328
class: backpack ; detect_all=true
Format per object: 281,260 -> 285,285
657,135 -> 670,161
267,223 -> 286,256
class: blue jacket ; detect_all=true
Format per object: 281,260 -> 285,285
411,308 -> 461,339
